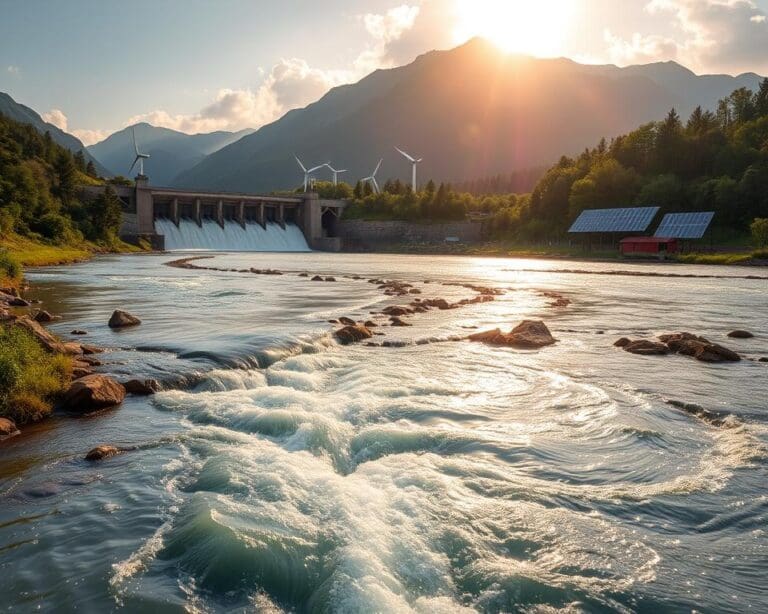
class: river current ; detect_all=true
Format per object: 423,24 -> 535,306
1,252 -> 766,613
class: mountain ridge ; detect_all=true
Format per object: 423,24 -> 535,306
173,39 -> 764,193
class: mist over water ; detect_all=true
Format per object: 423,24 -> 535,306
1,253 -> 767,613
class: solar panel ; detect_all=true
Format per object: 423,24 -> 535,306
568,207 -> 660,233
654,212 -> 715,239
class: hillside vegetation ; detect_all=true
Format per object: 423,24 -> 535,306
343,79 -> 768,244
0,111 -> 128,284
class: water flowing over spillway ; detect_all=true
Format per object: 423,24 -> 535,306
155,218 -> 310,251
2,253 -> 767,612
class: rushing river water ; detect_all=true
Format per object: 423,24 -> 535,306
1,253 -> 767,613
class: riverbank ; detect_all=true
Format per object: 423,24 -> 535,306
343,240 -> 768,266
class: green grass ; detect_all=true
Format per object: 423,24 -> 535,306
0,325 -> 73,424
674,252 -> 754,265
0,250 -> 22,289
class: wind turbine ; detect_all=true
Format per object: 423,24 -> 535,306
295,155 -> 326,192
395,146 -> 423,191
362,159 -> 383,194
325,163 -> 348,186
129,126 -> 151,177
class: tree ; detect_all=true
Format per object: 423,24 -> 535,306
353,180 -> 363,200
751,218 -> 768,247
756,78 -> 768,117
73,150 -> 86,173
84,185 -> 122,243
729,87 -> 757,124
85,160 -> 96,177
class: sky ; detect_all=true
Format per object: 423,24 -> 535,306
1,0 -> 767,145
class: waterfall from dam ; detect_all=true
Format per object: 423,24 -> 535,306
155,219 -> 310,251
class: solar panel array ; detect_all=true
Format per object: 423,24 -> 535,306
654,212 -> 715,239
568,207 -> 660,233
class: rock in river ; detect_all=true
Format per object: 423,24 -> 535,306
122,379 -> 160,395
469,320 -> 556,348
727,330 -> 754,339
63,375 -> 126,412
108,310 -> 141,328
85,445 -> 123,461
335,324 -> 373,345
622,339 -> 671,356
0,417 -> 20,441
659,332 -> 740,363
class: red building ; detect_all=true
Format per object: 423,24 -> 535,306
619,236 -> 678,256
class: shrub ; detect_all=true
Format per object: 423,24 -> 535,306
0,250 -> 21,283
0,326 -> 72,424
751,218 -> 768,248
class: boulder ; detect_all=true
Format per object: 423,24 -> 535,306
8,297 -> 30,307
108,310 -> 141,328
33,310 -> 55,323
80,344 -> 104,355
389,317 -> 412,327
311,275 -> 324,281
338,316 -> 356,326
324,277 -> 337,282
364,320 -> 378,328
623,340 -> 671,356
70,329 -> 88,335
122,379 -> 160,395
298,272 -> 309,277
62,375 -> 126,412
0,417 -> 20,441
660,332 -> 740,363
422,298 -> 452,310
469,321 -> 556,349
85,445 -> 123,461
382,305 -> 413,317
727,330 -> 754,339
505,320 -> 557,348
334,324 -> 373,345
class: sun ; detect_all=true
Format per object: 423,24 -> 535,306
453,0 -> 576,57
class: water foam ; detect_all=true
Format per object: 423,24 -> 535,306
155,219 -> 310,252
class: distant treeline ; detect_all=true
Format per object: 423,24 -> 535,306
335,79 -> 768,240
0,112 -> 123,246
453,167 -> 546,195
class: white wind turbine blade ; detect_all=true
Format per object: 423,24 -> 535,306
337,169 -> 347,174
294,155 -> 307,173
416,158 -> 423,163
308,164 -> 325,174
373,158 -> 383,176
132,126 -> 140,156
395,147 -> 415,163
129,155 -> 139,174
372,177 -> 380,193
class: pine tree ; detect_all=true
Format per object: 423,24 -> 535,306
755,78 -> 768,117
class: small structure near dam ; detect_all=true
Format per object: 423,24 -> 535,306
80,177 -> 347,251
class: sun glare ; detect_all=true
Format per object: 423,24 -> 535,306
453,0 -> 576,57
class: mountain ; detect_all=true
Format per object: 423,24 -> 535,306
0,92 -> 109,176
89,123 -> 254,186
174,38 -> 764,193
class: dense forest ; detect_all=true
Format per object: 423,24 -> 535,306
342,79 -> 768,240
0,112 -> 123,248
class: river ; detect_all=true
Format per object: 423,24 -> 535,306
1,252 -> 766,613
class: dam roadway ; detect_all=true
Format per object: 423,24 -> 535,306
80,177 -> 347,251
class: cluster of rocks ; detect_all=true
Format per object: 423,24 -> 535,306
311,275 -> 337,282
540,291 -> 572,308
615,331 -> 747,363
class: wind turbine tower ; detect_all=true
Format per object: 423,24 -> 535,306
129,126 -> 151,177
295,156 -> 326,192
325,163 -> 348,186
395,146 -> 423,191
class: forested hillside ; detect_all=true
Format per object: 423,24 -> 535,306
0,112 -> 122,248
345,79 -> 768,240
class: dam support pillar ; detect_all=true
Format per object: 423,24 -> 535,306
171,198 -> 179,227
217,200 -> 224,228
238,201 -> 245,229
298,194 -> 345,251
259,203 -> 265,229
135,176 -> 155,234
194,199 -> 202,227
278,204 -> 285,229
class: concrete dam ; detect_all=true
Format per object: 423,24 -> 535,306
81,177 -> 347,252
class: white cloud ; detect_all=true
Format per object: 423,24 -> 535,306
6,65 -> 20,75
42,108 -> 68,131
604,29 -> 680,65
71,128 -> 110,146
126,58 -> 351,134
644,0 -> 768,73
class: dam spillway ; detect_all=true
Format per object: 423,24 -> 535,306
155,219 -> 310,251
